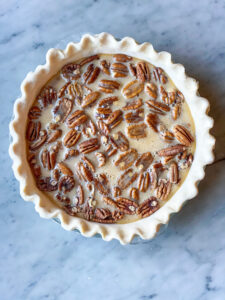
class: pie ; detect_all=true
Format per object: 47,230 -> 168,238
9,33 -> 215,244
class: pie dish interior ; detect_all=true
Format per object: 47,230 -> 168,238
9,33 -> 215,244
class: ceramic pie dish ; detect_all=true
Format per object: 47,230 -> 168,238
9,33 -> 215,244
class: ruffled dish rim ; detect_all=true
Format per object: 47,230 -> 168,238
9,32 -> 215,245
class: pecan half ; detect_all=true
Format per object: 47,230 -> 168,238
122,80 -> 144,99
95,152 -> 106,167
116,197 -> 138,215
38,86 -> 57,108
64,149 -> 79,160
41,149 -> 57,170
146,100 -> 170,114
26,121 -> 41,141
28,106 -> 41,120
98,79 -> 120,93
169,162 -> 179,183
97,120 -> 110,135
173,125 -> 194,146
137,197 -> 159,218
79,138 -> 100,154
113,186 -> 122,198
76,162 -> 93,182
172,103 -> 181,120
61,63 -> 81,80
153,67 -> 167,84
127,123 -> 147,139
53,98 -> 73,123
158,124 -> 174,142
111,62 -> 128,78
100,60 -> 110,75
117,169 -> 138,189
58,162 -> 73,176
105,110 -> 123,129
68,82 -> 83,105
99,96 -> 118,107
135,152 -> 153,171
113,54 -> 132,62
47,129 -> 62,144
67,110 -> 88,128
158,144 -> 186,157
80,54 -> 99,66
36,177 -> 58,192
129,187 -> 139,201
76,184 -> 84,205
136,62 -> 150,82
125,108 -> 144,123
145,83 -> 157,99
56,193 -> 71,205
58,82 -> 71,98
93,177 -> 110,196
115,149 -> 138,170
83,64 -> 100,84
103,196 -> 118,208
113,131 -> 129,152
122,98 -> 143,111
137,172 -> 150,192
95,208 -> 112,220
81,156 -> 95,172
150,168 -> 158,189
156,179 -> 172,200
63,129 -> 81,148
146,113 -> 158,132
29,130 -> 47,151
81,91 -> 100,108
58,176 -> 75,193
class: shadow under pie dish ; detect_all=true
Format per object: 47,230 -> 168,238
9,33 -> 215,244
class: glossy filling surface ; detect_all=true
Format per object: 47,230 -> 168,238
26,53 -> 195,224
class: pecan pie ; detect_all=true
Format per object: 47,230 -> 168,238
9,33 -> 214,244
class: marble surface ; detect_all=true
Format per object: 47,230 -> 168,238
1,0 -> 225,299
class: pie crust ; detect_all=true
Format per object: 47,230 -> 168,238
9,33 -> 215,244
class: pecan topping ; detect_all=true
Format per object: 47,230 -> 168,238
173,125 -> 194,146
111,62 -> 128,78
115,149 -> 138,170
105,110 -> 123,129
129,187 -> 139,201
76,162 -> 93,182
53,98 -> 73,123
68,82 -> 83,105
56,193 -> 71,205
95,208 -> 112,220
93,176 -> 110,196
98,79 -> 120,93
150,168 -> 158,189
57,162 -> 73,176
172,103 -> 181,120
146,100 -> 170,114
38,86 -> 57,108
135,152 -> 153,171
64,149 -> 79,160
28,106 -> 41,120
116,197 -> 138,215
125,108 -> 144,123
36,177 -> 58,192
47,129 -> 62,144
136,62 -> 150,82
102,196 -> 118,208
96,107 -> 112,118
113,54 -> 132,62
76,184 -> 84,205
58,82 -> 71,98
169,162 -> 179,183
61,63 -> 81,80
41,149 -> 57,170
122,80 -> 144,99
52,169 -> 60,181
97,120 -> 110,135
137,172 -> 150,192
100,60 -> 110,75
81,156 -> 95,172
156,179 -> 172,200
113,131 -> 129,152
113,186 -> 122,198
95,152 -> 106,167
153,67 -> 167,84
146,113 -> 158,132
127,123 -> 147,139
26,121 -> 41,142
158,144 -> 186,157
29,130 -> 47,151
79,138 -> 100,154
63,129 -> 81,148
82,91 -> 100,108
137,197 -> 159,218
83,64 -> 100,84
80,54 -> 99,66
117,169 -> 138,189
67,110 -> 88,128
122,98 -> 143,111
145,83 -> 157,99
99,96 -> 118,107
128,63 -> 137,77
158,124 -> 174,142
58,176 -> 75,193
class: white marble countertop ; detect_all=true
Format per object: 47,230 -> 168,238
1,0 -> 225,299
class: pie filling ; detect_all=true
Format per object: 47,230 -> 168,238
26,53 -> 195,224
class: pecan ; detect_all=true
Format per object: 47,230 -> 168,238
125,108 -> 144,123
122,80 -> 144,99
113,54 -> 132,62
158,144 -> 186,157
41,149 -> 57,170
111,62 -> 128,78
116,197 -> 138,215
129,187 -> 139,201
38,86 -> 57,108
93,177 -> 110,196
153,67 -> 167,84
146,113 -> 158,132
26,121 -> 41,141
137,172 -> 150,192
127,123 -> 147,139
103,196 -> 118,208
159,86 -> 169,104
122,98 -> 143,111
67,110 -> 88,128
96,107 -> 112,117
100,60 -> 110,75
76,184 -> 84,205
82,91 -> 100,108
36,177 -> 58,192
172,103 -> 181,120
83,64 -> 94,82
56,193 -> 71,205
53,98 -> 73,122
32,165 -> 41,178
95,152 -> 106,167
95,208 -> 112,220
64,149 -> 79,160
113,186 -> 122,198
136,62 -> 150,82
137,197 -> 159,218
156,179 -> 172,200
146,100 -> 170,115
58,82 -> 71,98
63,129 -> 81,148
162,156 -> 174,165
84,203 -> 95,221
128,63 -> 137,77
173,125 -> 194,146
97,120 -> 109,135
47,129 -> 62,144
105,110 -> 123,129
169,162 -> 179,183
29,130 -> 47,151
83,64 -> 100,84
98,79 -> 120,93
81,156 -> 95,172
158,124 -> 174,142
117,169 -> 138,189
57,162 -> 73,176
79,138 -> 100,154
58,176 -> 75,193
150,168 -> 158,189
135,152 -> 153,171
176,91 -> 185,103
52,169 -> 60,181
61,63 -> 81,80
115,149 -> 138,170
76,162 -> 93,182
70,82 -> 83,105
112,211 -> 124,221
87,120 -> 97,135
113,131 -> 129,152
28,106 -> 41,120
99,96 -> 118,107
80,54 -> 99,66
145,83 -> 157,99
105,144 -> 117,157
